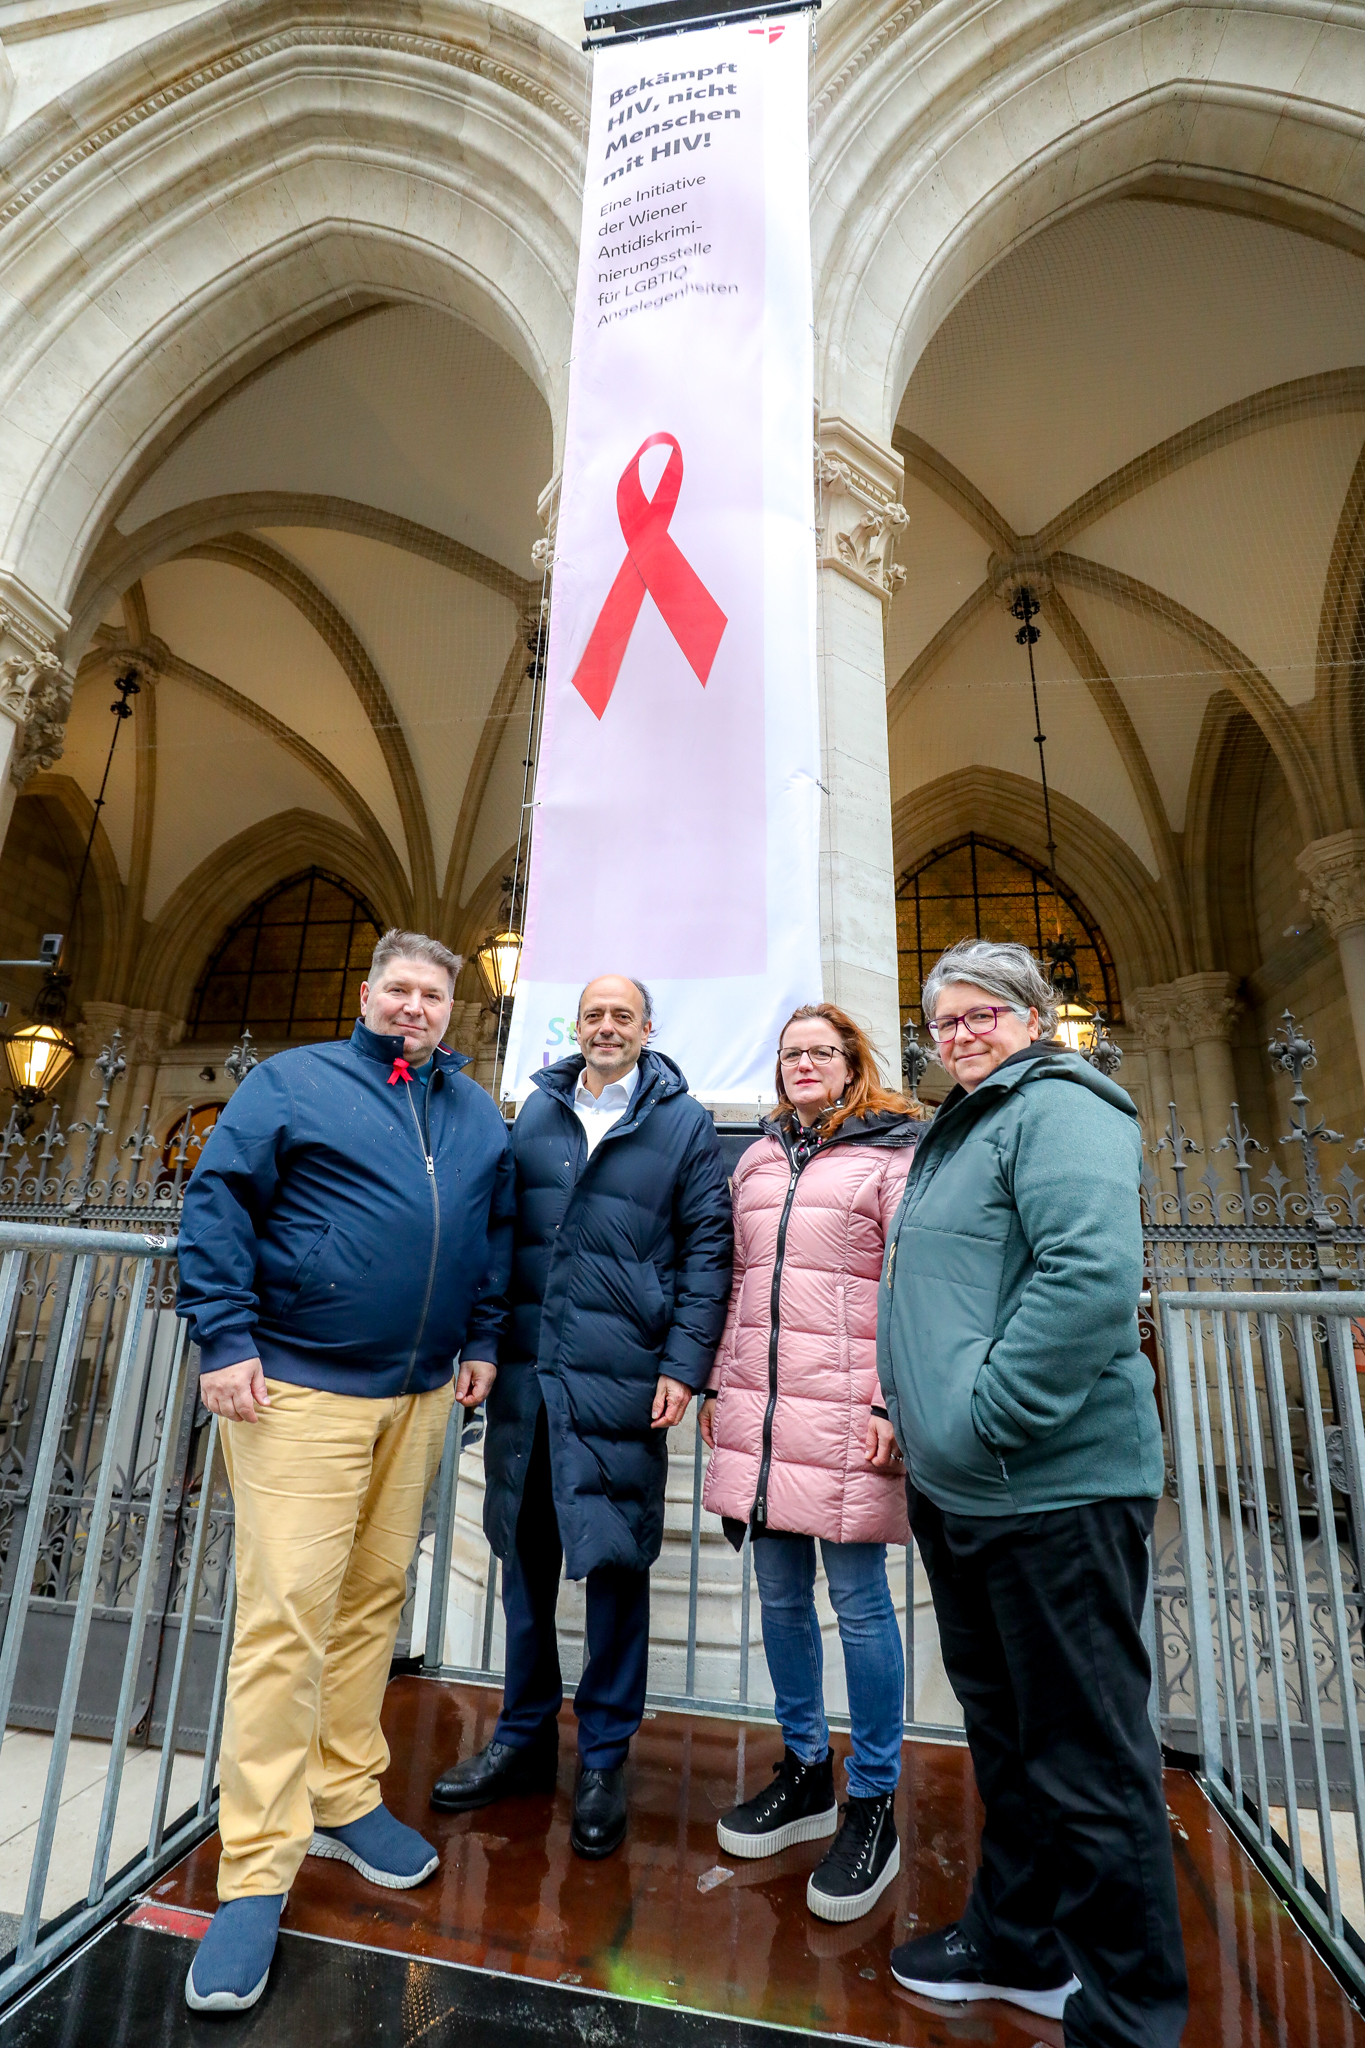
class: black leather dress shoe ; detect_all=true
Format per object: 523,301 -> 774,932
430,1729 -> 558,1813
570,1766 -> 627,1859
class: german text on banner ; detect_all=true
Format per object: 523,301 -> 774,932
502,15 -> 820,1104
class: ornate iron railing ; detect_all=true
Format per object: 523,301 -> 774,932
0,1029 -> 256,1228
1141,1009 -> 1365,1294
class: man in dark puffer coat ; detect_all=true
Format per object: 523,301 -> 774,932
431,974 -> 732,1857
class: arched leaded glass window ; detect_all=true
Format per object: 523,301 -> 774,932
191,869 -> 384,1043
896,834 -> 1120,1027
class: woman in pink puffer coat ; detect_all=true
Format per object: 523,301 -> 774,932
700,1003 -> 922,1926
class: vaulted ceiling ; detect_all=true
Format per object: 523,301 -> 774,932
40,302 -> 553,1018
886,196 -> 1365,958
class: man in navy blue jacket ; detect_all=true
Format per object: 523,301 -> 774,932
175,930 -> 513,2016
430,974 -> 732,1859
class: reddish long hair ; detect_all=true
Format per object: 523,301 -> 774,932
773,1004 -> 924,1137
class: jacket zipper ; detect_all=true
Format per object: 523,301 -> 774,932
401,1079 -> 441,1392
752,1150 -> 804,1527
749,1117 -> 914,1525
546,1080 -> 654,1357
889,1111 -> 1012,1495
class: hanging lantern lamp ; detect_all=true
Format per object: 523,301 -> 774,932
474,925 -> 523,1009
1044,935 -> 1098,1053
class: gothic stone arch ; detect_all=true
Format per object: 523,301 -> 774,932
811,0 -> 1365,442
0,0 -> 586,644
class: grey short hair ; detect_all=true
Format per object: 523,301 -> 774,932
577,975 -> 654,1025
920,939 -> 1058,1039
368,929 -> 461,994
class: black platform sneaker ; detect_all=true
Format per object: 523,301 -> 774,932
806,1792 -> 900,1923
717,1748 -> 838,1859
889,1922 -> 1080,2018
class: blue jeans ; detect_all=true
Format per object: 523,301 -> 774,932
751,1535 -> 905,1799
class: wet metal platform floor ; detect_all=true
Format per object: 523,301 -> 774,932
3,1676 -> 1362,2046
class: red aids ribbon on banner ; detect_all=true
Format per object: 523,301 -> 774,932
572,434 -> 728,720
388,1057 -> 412,1086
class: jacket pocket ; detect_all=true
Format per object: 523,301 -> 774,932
640,1260 -> 669,1343
891,1272 -> 1010,1501
280,1224 -> 330,1311
284,1226 -> 378,1327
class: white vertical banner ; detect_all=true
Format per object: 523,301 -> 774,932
502,15 -> 820,1103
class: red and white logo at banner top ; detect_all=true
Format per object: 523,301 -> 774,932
503,17 -> 820,1104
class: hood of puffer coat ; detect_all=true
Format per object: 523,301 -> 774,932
702,1114 -> 918,1544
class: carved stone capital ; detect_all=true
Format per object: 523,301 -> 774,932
0,655 -> 38,723
10,662 -> 74,787
0,584 -> 67,784
1171,971 -> 1241,1046
1297,830 -> 1365,937
125,1009 -> 187,1064
1126,983 -> 1182,1050
1129,974 -> 1241,1050
11,641 -> 152,792
816,417 -> 907,604
532,472 -> 561,578
76,1002 -> 131,1059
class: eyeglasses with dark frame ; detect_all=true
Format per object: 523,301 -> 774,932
927,1005 -> 1020,1044
778,1044 -> 846,1067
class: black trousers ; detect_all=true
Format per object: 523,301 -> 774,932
493,1409 -> 650,1770
909,1489 -> 1188,2048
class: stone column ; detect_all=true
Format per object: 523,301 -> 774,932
121,1010 -> 187,1149
1127,984 -> 1180,1141
0,581 -> 71,856
815,418 -> 907,1084
1297,830 -> 1365,1087
1171,973 -> 1241,1154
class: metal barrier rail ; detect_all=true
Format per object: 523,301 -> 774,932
1161,1289 -> 1365,1996
17,1231 -> 1361,2010
0,1223 -> 225,2009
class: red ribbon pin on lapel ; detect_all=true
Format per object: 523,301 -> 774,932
388,1057 -> 412,1086
571,433 -> 728,720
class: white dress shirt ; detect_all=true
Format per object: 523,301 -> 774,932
574,1061 -> 638,1157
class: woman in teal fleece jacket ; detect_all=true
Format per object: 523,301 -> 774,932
879,939 -> 1187,2048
